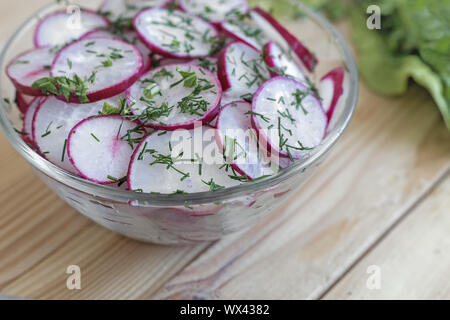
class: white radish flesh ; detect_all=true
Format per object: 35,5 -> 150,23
216,101 -> 280,180
319,66 -> 345,121
51,38 -> 143,103
250,8 -> 317,73
264,41 -> 305,81
217,41 -> 270,100
252,76 -> 327,159
81,29 -> 153,73
68,115 -> 145,183
33,95 -> 123,173
6,47 -> 56,96
34,10 -> 110,48
134,8 -> 219,58
100,0 -> 168,21
221,18 -> 269,51
22,97 -> 44,143
127,63 -> 222,130
179,0 -> 248,23
190,57 -> 218,75
128,129 -> 241,194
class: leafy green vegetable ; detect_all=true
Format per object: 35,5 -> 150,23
350,0 -> 450,129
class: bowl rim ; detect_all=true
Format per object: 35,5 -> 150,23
0,1 -> 359,206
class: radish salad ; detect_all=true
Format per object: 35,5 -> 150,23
6,0 -> 346,195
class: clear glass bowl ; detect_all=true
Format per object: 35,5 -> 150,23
0,0 -> 358,244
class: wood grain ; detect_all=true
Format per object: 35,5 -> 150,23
324,173 -> 450,300
152,82 -> 450,300
1,1 -> 450,300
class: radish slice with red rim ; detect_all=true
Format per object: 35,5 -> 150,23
128,128 -> 241,194
6,47 -> 56,96
22,97 -> 44,144
134,8 -> 220,59
263,41 -> 306,81
50,38 -> 143,103
216,101 -> 282,180
217,41 -> 270,100
179,0 -> 248,23
252,76 -> 327,159
33,95 -> 124,173
127,63 -> 222,130
250,8 -> 317,73
320,66 -> 345,121
15,92 -> 35,114
99,0 -> 169,21
221,16 -> 269,51
34,10 -> 110,48
68,115 -> 146,184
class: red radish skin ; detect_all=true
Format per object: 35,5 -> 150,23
217,41 -> 270,99
67,115 -> 145,184
127,63 -> 222,131
134,8 -> 220,59
128,129 -> 241,194
15,92 -> 34,114
250,7 -> 317,73
50,38 -> 143,103
34,9 -> 110,48
79,29 -> 114,41
252,76 -> 327,159
320,66 -> 345,121
6,47 -> 56,96
216,101 -> 280,180
179,0 -> 248,23
263,41 -> 306,81
99,0 -> 169,21
32,95 -> 123,174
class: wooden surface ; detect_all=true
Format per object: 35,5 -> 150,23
1,1 -> 450,300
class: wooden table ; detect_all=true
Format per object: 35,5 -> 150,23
1,1 -> 450,300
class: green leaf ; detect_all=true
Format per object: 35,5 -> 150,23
101,102 -> 121,115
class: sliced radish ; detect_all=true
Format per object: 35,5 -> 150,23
128,128 -> 241,194
158,57 -> 191,66
252,77 -> 327,159
216,101 -> 280,180
134,8 -> 219,59
80,29 -> 152,73
127,63 -> 222,130
100,0 -> 168,21
221,17 -> 269,51
22,97 -> 44,144
250,8 -> 317,73
15,92 -> 35,114
34,10 -> 110,47
179,0 -> 248,23
320,66 -> 345,121
67,115 -> 145,184
217,41 -> 270,100
263,41 -> 305,81
6,47 -> 56,96
190,57 -> 218,75
50,38 -> 142,103
33,95 -> 123,173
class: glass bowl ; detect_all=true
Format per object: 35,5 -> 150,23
0,0 -> 358,244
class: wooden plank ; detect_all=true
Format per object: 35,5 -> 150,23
324,173 -> 450,300
153,80 -> 450,299
0,137 -> 210,299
